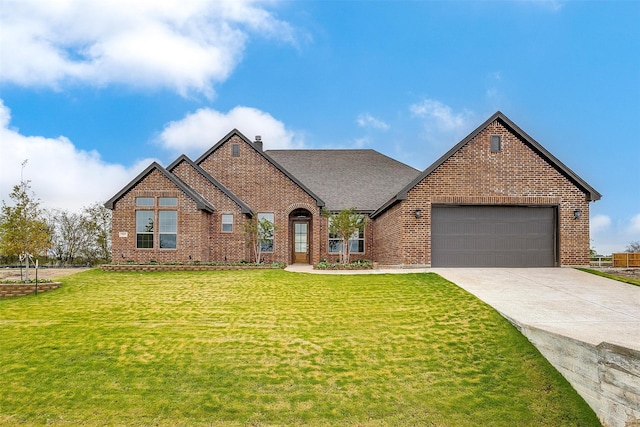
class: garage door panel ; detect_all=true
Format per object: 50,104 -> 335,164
432,206 -> 556,267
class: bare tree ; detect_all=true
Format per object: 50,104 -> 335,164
626,241 -> 640,253
48,209 -> 90,265
81,202 -> 112,263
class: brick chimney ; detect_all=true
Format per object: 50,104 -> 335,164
254,135 -> 263,152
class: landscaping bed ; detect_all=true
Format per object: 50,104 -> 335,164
102,262 -> 285,272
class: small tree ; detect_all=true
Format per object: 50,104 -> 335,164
322,207 -> 367,264
0,181 -> 52,279
244,216 -> 275,264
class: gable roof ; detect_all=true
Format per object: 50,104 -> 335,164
195,129 -> 325,208
104,162 -> 214,212
167,154 -> 253,215
266,149 -> 420,212
372,111 -> 602,218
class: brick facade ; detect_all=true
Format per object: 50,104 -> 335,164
373,119 -> 592,266
107,113 -> 598,267
110,168 -> 211,263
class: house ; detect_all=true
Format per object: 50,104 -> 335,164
105,111 -> 601,267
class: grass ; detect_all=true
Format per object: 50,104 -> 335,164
0,269 -> 599,426
577,267 -> 640,287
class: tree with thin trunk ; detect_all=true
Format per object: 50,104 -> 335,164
244,216 -> 275,264
0,181 -> 52,279
322,207 -> 367,264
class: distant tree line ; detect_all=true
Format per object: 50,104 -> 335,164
0,181 -> 111,266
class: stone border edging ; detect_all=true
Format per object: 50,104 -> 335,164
0,282 -> 62,298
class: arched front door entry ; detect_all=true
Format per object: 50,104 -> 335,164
289,209 -> 311,264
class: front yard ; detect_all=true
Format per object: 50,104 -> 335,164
0,269 -> 598,426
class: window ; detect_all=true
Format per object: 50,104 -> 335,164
136,197 -> 154,206
257,213 -> 274,252
159,197 -> 177,207
328,218 -> 365,254
490,135 -> 502,152
136,210 -> 154,248
159,211 -> 177,249
232,143 -> 240,157
221,214 -> 233,232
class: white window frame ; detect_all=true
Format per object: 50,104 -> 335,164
328,218 -> 365,254
221,214 -> 233,233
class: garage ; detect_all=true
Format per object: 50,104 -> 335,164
431,205 -> 557,267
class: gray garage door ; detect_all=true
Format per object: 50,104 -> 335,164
431,205 -> 557,267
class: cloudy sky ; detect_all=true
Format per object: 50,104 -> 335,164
1,0 -> 638,255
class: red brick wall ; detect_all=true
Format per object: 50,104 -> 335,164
385,119 -> 590,266
198,135 -> 322,264
171,160 -> 251,262
111,169 -> 210,263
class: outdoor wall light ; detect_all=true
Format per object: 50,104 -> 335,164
574,209 -> 582,220
414,209 -> 422,219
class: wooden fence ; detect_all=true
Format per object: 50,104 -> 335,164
612,253 -> 640,268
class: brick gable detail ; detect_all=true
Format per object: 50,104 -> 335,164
391,120 -> 590,266
198,135 -> 322,264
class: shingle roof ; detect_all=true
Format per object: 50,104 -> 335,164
371,111 -> 602,218
104,162 -> 215,212
266,149 -> 420,212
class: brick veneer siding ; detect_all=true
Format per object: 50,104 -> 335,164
198,135 -> 322,264
171,160 -> 251,262
110,169 -> 211,263
381,119 -> 590,266
318,215 -> 374,263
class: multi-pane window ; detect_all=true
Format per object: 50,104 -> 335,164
159,211 -> 177,249
221,214 -> 233,232
257,212 -> 274,253
135,197 -> 178,249
328,219 -> 365,254
136,210 -> 154,248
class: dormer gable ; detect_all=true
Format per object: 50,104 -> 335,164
104,162 -> 214,212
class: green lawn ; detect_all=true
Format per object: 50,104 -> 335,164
0,269 -> 599,426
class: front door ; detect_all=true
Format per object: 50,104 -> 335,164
292,221 -> 309,264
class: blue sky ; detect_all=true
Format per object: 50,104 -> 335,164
0,0 -> 638,254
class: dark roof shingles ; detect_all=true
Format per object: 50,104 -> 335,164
266,149 -> 420,212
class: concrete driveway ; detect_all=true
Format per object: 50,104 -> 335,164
432,268 -> 640,351
286,265 -> 640,425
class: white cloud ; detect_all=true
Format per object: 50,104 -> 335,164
158,106 -> 304,154
356,113 -> 389,131
409,98 -> 477,147
0,100 -> 153,212
628,214 -> 640,234
589,212 -> 640,255
0,0 -> 297,96
590,214 -> 611,233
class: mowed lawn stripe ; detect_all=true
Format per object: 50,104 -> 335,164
0,269 -> 599,426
